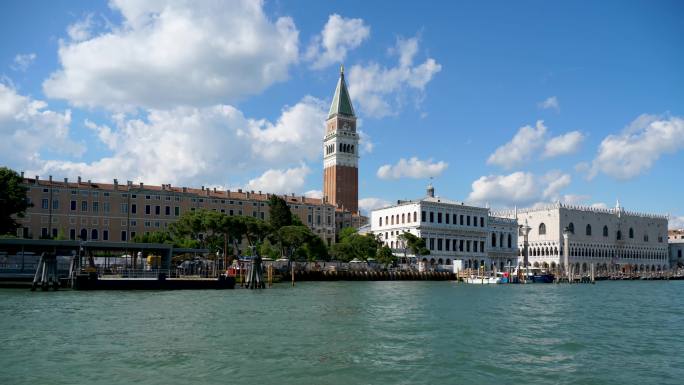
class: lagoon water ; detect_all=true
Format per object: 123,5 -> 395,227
1,281 -> 683,385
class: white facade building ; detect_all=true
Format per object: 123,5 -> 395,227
370,185 -> 518,271
669,230 -> 684,268
495,201 -> 669,273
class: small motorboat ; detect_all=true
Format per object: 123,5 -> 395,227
464,275 -> 501,284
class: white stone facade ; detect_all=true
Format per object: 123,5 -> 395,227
370,191 -> 518,271
495,202 -> 670,273
669,230 -> 684,268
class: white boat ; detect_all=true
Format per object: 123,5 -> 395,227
464,275 -> 501,284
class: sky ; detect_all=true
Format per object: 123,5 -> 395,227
0,0 -> 683,227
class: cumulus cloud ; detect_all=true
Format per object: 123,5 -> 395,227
10,53 -> 36,72
0,83 -> 84,170
543,131 -> 584,158
67,13 -> 95,42
29,96 -> 326,188
347,35 -> 441,118
304,190 -> 323,199
306,14 -> 370,69
670,215 -> 684,230
488,121 -> 584,168
467,171 -> 571,207
487,121 -> 547,169
43,0 -> 299,110
538,96 -> 560,112
245,165 -> 310,194
588,114 -> 684,180
359,197 -> 390,215
377,157 -> 448,180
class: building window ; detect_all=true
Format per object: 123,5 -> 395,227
41,228 -> 48,238
155,206 -> 160,215
70,229 -> 76,240
81,201 -> 88,212
467,216 -> 471,226
165,206 -> 170,215
391,216 -> 394,225
80,228 -> 87,240
480,241 -> 485,252
53,200 -> 59,210
175,206 -> 180,216
429,212 -> 434,223
41,199 -> 49,209
379,217 -> 383,226
474,242 -> 478,253
421,211 -> 426,222
466,240 -> 471,252
121,203 -> 128,213
491,233 -> 496,247
617,230 -> 622,240
121,231 -> 127,241
437,212 -> 442,223
437,238 -> 443,251
603,226 -> 608,237
460,215 -> 464,225
92,201 -> 99,213
459,240 -> 464,252
145,205 -> 151,215
445,239 -> 450,251
91,229 -> 98,240
508,234 -> 512,248
585,224 -> 591,236
445,214 -> 449,224
643,234 -> 649,242
103,202 -> 110,213
429,238 -> 434,250
568,222 -> 574,234
131,204 -> 137,214
402,213 -> 405,224
629,228 -> 634,239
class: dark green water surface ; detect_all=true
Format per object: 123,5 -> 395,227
1,281 -> 683,384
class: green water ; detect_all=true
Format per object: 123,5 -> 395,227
1,281 -> 683,385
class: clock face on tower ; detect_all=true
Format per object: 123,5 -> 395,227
342,121 -> 350,130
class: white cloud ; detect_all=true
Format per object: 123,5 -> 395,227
0,83 -> 83,170
488,121 -> 584,168
305,14 -> 370,69
377,157 -> 448,180
538,96 -> 560,112
670,215 -> 684,230
67,14 -> 95,42
358,129 -> 374,153
245,165 -> 310,194
359,197 -> 390,215
347,36 -> 441,118
43,0 -> 299,110
304,190 -> 323,199
467,171 -> 571,207
543,131 -> 584,158
487,121 -> 547,169
588,114 -> 684,180
10,53 -> 36,72
29,96 -> 326,188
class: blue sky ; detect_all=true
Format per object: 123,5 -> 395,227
1,0 -> 682,226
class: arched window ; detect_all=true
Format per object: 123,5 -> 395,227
643,234 -> 649,242
500,233 -> 504,248
379,217 -> 382,226
391,216 -> 394,225
568,222 -> 575,234
603,225 -> 608,237
508,234 -> 512,248
539,223 -> 546,235
91,229 -> 98,240
402,213 -> 405,224
586,224 -> 592,236
413,212 -> 417,222
80,228 -> 87,241
617,230 -> 622,240
491,233 -> 496,247
629,228 -> 634,239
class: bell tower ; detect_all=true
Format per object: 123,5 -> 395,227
323,65 -> 359,213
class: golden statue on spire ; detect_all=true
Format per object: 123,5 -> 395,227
340,63 -> 344,74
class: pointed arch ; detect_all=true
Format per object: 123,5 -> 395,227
538,223 -> 546,235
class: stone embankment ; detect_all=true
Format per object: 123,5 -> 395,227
287,270 -> 454,281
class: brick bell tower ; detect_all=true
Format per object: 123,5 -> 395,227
323,65 -> 358,213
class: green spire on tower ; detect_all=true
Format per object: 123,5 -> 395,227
328,64 -> 355,119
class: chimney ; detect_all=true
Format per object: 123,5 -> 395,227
139,182 -> 143,188
238,189 -> 242,193
64,177 -> 68,183
35,175 -> 39,185
87,179 -> 91,184
258,190 -> 262,195
49,175 -> 53,182
213,187 -> 217,193
114,179 -> 118,187
201,186 -> 204,191
20,171 -> 24,178
246,192 -> 250,199
127,180 -> 132,186
77,176 -> 81,184
182,187 -> 187,193
291,193 -> 295,197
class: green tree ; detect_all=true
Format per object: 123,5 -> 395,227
268,195 -> 292,230
338,226 -> 357,243
279,225 -> 314,260
133,230 -> 174,244
398,231 -> 429,260
0,167 -> 31,235
330,232 -> 380,262
376,245 -> 396,267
